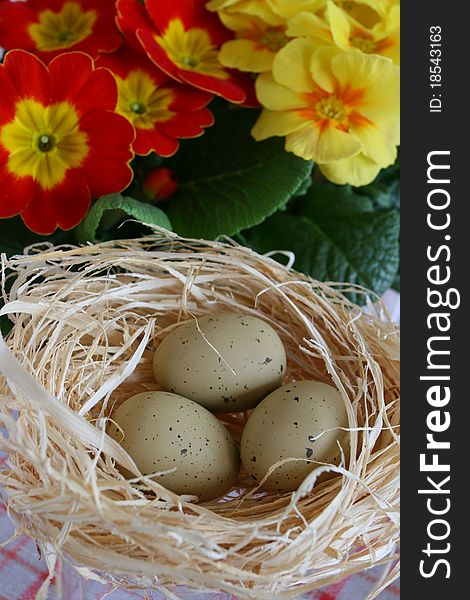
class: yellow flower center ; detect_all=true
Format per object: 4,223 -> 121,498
315,97 -> 347,122
116,71 -> 175,130
0,99 -> 88,189
157,19 -> 229,79
36,132 -> 57,153
28,1 -> 97,51
129,101 -> 147,115
260,27 -> 289,52
350,35 -> 376,53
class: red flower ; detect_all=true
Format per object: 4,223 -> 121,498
98,44 -> 214,157
0,50 -> 135,234
116,0 -> 247,103
0,0 -> 122,61
143,167 -> 178,200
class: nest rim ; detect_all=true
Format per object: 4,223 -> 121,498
0,232 -> 400,599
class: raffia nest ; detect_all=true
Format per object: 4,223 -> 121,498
0,231 -> 399,599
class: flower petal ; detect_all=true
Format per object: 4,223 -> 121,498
3,50 -> 50,104
116,0 -> 156,52
178,69 -> 246,103
287,11 -> 332,43
332,52 -> 400,136
326,1 -> 351,49
309,45 -> 340,93
145,0 -> 197,32
272,37 -> 316,93
219,39 -> 275,73
0,68 -> 19,124
62,32 -> 123,60
284,122 -> 361,162
136,128 -> 179,157
315,125 -> 362,162
252,109 -> 307,141
268,0 -> 326,19
146,0 -> 231,46
255,72 -> 306,111
168,85 -> 213,112
319,153 -> 383,187
0,168 -> 34,218
79,111 -> 135,196
98,43 -> 170,86
0,2 -> 36,52
340,0 -> 381,28
350,121 -> 398,167
158,109 -> 214,138
21,170 -> 91,234
49,52 -> 118,114
137,28 -> 183,81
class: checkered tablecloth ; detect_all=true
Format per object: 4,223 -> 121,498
0,291 -> 400,599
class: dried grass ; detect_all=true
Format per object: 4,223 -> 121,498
0,231 -> 399,599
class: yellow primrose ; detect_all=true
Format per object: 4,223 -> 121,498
207,0 -> 326,22
206,0 -> 245,10
218,10 -> 291,72
335,0 -> 396,28
331,2 -> 400,64
206,0 -> 282,24
267,0 -> 326,19
319,152 -> 385,186
252,39 -> 400,186
285,11 -> 333,46
288,1 -> 399,65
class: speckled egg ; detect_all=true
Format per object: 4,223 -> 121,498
153,313 -> 286,413
108,391 -> 240,501
241,381 -> 349,492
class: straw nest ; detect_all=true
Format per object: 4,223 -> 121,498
0,231 -> 399,599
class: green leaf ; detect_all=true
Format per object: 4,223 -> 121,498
358,161 -> 400,210
298,183 -> 375,215
75,194 -> 172,243
245,184 -> 400,302
165,109 -> 312,238
292,167 -> 314,199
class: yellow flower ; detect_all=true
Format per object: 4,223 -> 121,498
211,0 -> 329,73
267,0 -> 326,19
252,39 -> 399,186
218,9 -> 291,72
207,0 -> 326,22
207,0 -> 280,24
288,1 -> 399,65
318,152 -> 385,185
206,0 -> 243,10
335,0 -> 395,28
1,99 -> 88,190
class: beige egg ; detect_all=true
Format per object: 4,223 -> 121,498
153,313 -> 286,412
241,381 -> 349,492
108,391 -> 240,501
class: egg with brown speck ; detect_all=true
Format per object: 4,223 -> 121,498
108,391 -> 240,501
153,313 -> 286,412
240,381 -> 349,492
